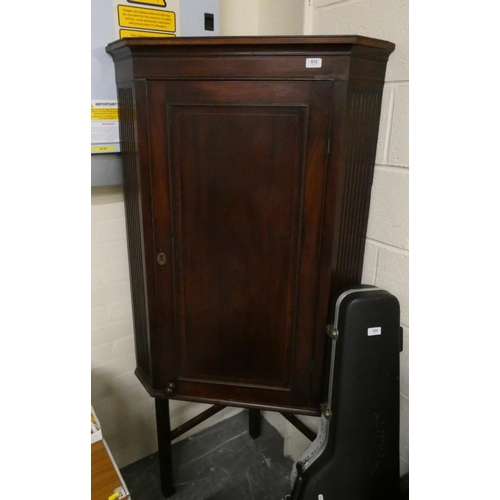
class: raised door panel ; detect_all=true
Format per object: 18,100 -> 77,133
172,104 -> 304,388
147,80 -> 333,412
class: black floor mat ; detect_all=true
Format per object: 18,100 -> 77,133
120,410 -> 295,500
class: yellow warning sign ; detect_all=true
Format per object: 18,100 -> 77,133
91,107 -> 119,121
128,0 -> 166,6
120,29 -> 175,38
118,5 -> 176,32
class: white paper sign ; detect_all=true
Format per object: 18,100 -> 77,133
91,100 -> 120,153
367,327 -> 382,336
306,57 -> 322,68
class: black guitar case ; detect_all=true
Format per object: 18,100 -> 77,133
286,286 -> 403,500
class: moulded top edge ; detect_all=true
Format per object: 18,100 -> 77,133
105,35 -> 395,54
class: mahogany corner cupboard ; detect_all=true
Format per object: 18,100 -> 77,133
106,36 -> 395,417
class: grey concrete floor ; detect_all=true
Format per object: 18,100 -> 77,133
120,410 -> 295,500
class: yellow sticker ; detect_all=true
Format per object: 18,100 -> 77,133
91,107 -> 119,121
117,5 -> 176,32
128,0 -> 166,6
120,29 -> 175,38
92,145 -> 116,152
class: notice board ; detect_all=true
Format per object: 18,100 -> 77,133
91,0 -> 219,155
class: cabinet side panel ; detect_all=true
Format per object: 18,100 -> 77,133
118,86 -> 151,379
308,82 -> 384,406
330,84 -> 383,295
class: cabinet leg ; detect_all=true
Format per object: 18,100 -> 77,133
155,398 -> 176,498
249,409 -> 261,439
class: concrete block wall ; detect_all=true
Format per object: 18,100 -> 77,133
279,0 -> 409,476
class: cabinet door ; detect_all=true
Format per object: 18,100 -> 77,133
147,80 -> 333,413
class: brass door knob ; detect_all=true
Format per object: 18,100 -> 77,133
157,252 -> 167,266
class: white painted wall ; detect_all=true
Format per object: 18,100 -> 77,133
219,0 -> 259,35
258,0 -> 304,35
219,0 -> 303,36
